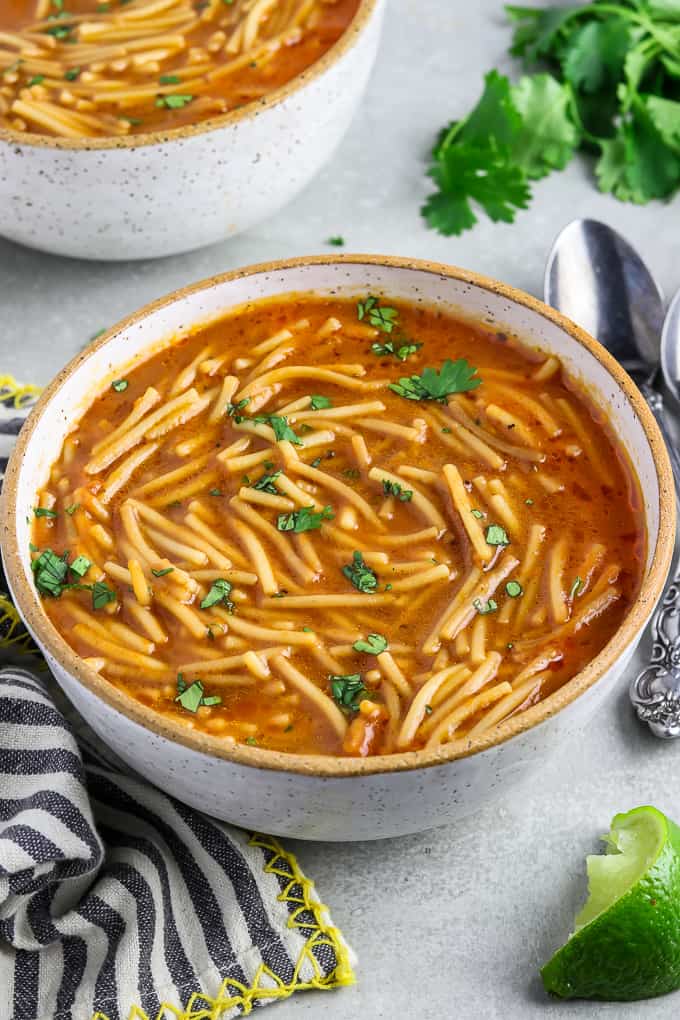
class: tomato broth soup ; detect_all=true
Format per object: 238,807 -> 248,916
30,294 -> 645,757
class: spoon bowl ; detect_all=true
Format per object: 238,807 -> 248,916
544,218 -> 665,385
661,287 -> 680,406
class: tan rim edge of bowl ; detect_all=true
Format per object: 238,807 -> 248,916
0,0 -> 379,152
2,254 -> 675,778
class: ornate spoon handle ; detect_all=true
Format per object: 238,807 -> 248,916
630,582 -> 680,738
631,385 -> 680,737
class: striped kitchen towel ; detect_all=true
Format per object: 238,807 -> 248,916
0,380 -> 355,1019
0,668 -> 355,1020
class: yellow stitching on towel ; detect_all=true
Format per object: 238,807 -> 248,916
0,374 -> 42,409
91,834 -> 355,1020
0,594 -> 41,658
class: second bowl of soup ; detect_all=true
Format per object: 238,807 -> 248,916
0,0 -> 383,259
1,255 -> 674,839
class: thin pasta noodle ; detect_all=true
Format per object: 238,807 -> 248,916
271,654 -> 347,740
425,682 -> 513,748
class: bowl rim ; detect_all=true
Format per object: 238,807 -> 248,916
0,0 -> 379,152
2,253 -> 675,778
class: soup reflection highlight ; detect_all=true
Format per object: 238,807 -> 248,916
0,0 -> 360,138
30,295 -> 645,756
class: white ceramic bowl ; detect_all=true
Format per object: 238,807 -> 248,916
0,0 -> 383,261
1,256 -> 674,840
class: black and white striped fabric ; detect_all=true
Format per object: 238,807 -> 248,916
0,666 -> 354,1020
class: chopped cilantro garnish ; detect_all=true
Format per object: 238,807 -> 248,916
69,555 -> 91,579
227,397 -> 250,417
245,736 -> 257,745
310,394 -> 332,410
505,580 -> 523,598
390,359 -> 481,401
381,479 -> 413,502
111,379 -> 128,392
200,578 -> 234,611
473,597 -> 498,615
27,75 -> 44,86
357,296 -> 399,334
342,551 -> 378,593
330,673 -> 369,712
353,632 -> 388,655
92,582 -> 116,610
159,74 -> 181,85
64,67 -> 81,81
65,503 -> 79,515
208,488 -> 223,497
175,675 -> 222,713
151,567 -> 174,577
371,340 -> 423,362
277,505 -> 334,533
485,524 -> 509,546
156,94 -> 193,109
252,470 -> 281,494
32,549 -> 69,597
471,508 -> 484,519
34,507 -> 58,519
327,235 -> 345,246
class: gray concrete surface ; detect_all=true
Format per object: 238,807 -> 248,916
2,0 -> 680,1016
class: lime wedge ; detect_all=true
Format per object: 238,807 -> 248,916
541,806 -> 680,1001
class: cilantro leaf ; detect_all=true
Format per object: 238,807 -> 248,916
32,549 -> 69,597
423,137 -> 531,236
256,414 -> 302,445
596,103 -> 680,202
381,479 -> 413,502
277,505 -> 334,533
252,470 -> 282,494
486,524 -> 510,546
92,582 -> 116,610
473,597 -> 498,615
330,673 -> 370,712
200,578 -> 234,611
389,358 -> 481,401
353,633 -> 388,655
505,5 -> 582,62
310,395 -> 333,410
562,18 -> 631,94
511,74 -> 579,178
342,551 -> 378,593
357,297 -> 400,333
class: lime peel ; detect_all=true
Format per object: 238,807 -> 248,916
541,805 -> 680,1001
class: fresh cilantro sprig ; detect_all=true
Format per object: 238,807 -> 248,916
389,358 -> 482,401
424,4 -> 680,235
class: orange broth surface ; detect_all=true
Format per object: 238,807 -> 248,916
31,294 -> 646,757
0,0 -> 361,137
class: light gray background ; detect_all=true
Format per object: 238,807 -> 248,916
2,1 -> 680,1017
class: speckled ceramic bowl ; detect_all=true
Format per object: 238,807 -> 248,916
0,0 -> 383,261
1,256 -> 675,840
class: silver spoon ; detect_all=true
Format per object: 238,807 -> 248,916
545,218 -> 680,739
